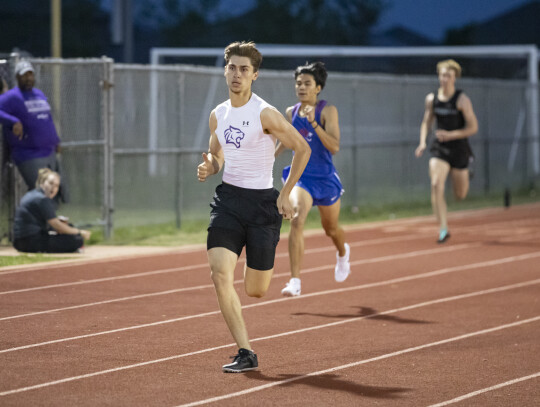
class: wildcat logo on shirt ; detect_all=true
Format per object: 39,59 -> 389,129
224,125 -> 245,148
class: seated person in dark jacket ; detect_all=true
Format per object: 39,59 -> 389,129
13,168 -> 91,253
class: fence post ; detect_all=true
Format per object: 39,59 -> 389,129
351,80 -> 359,211
527,46 -> 539,176
174,72 -> 186,229
483,82 -> 491,194
8,53 -> 25,242
102,57 -> 115,239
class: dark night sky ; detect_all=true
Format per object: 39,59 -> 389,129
100,0 -> 536,43
185,0 -> 536,41
374,0 -> 535,41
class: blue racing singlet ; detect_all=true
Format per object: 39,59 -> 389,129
282,99 -> 344,206
291,100 -> 335,177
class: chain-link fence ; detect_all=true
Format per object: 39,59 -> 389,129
0,54 -> 15,242
0,55 -> 113,241
112,64 -> 538,229
1,58 -> 538,240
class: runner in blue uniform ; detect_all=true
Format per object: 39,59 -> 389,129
276,62 -> 351,297
415,59 -> 478,243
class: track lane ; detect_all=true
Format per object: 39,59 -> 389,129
1,282 -> 538,405
1,255 -> 538,393
1,238 -> 538,349
0,204 -> 539,406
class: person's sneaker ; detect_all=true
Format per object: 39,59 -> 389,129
222,348 -> 258,373
281,277 -> 301,297
334,243 -> 351,282
437,229 -> 451,243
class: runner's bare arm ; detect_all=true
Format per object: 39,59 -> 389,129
315,104 -> 340,154
274,106 -> 295,158
261,107 -> 310,218
452,93 -> 478,139
416,93 -> 435,158
197,110 -> 224,182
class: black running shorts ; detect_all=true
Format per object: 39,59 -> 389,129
430,139 -> 473,169
207,183 -> 282,270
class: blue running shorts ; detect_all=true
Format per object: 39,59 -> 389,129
282,166 -> 344,206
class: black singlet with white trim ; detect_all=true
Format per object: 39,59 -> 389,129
430,89 -> 473,168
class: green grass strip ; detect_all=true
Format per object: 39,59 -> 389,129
0,254 -> 70,268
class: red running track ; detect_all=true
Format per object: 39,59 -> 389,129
1,203 -> 539,406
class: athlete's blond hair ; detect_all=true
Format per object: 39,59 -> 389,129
35,168 -> 60,188
436,59 -> 462,78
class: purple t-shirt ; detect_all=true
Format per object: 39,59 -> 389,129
0,87 -> 60,164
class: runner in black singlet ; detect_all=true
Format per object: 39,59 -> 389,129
415,59 -> 478,243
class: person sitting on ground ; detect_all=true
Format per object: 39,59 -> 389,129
13,168 -> 90,253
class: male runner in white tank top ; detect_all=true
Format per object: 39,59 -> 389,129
197,41 -> 310,373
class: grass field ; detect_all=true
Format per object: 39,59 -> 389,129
0,253 -> 70,268
94,187 -> 539,246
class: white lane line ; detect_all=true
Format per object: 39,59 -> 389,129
0,286 -> 215,321
2,209 -> 538,292
0,278 -> 538,397
0,239 -> 479,296
1,250 -> 539,353
0,241 -> 472,320
3,207 -> 538,277
175,317 -> 540,407
427,372 -> 540,407
0,227 -> 428,276
0,264 -> 206,296
0,250 -> 188,275
0,309 -> 220,354
0,233 -> 420,292
4,226 -> 539,319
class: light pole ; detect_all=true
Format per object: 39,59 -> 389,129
51,0 -> 62,57
112,0 -> 133,62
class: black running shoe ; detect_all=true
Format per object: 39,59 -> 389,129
222,348 -> 258,373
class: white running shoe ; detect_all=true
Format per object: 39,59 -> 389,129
281,278 -> 301,297
334,243 -> 351,282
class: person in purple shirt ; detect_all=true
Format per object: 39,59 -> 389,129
0,60 -> 67,201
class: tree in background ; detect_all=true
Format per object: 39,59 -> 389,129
159,0 -> 385,47
63,0 -> 109,57
293,0 -> 385,45
0,0 -> 385,60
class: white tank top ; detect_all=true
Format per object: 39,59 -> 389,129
214,93 -> 276,189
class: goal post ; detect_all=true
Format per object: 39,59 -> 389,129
149,44 -> 539,176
